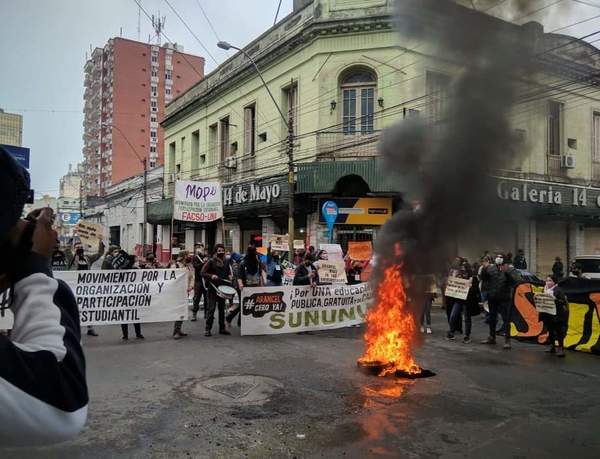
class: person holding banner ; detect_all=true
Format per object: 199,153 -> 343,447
119,254 -> 144,341
446,259 -> 474,343
227,246 -> 264,328
293,253 -> 319,286
540,275 -> 569,357
265,249 -> 284,287
201,244 -> 232,337
67,241 -> 105,338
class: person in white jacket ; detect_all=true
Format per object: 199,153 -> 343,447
0,145 -> 88,446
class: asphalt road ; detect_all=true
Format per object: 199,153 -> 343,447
2,310 -> 599,459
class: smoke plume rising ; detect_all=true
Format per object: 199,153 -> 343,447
376,0 -> 537,303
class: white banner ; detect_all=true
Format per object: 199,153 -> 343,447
174,180 -> 223,222
241,283 -> 372,335
319,244 -> 344,262
55,269 -> 188,326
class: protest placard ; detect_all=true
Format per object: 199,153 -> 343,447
55,269 -> 188,326
293,240 -> 305,250
283,268 -> 295,286
534,293 -> 556,315
348,241 -> 372,261
445,276 -> 472,300
269,234 -> 289,252
241,282 -> 372,335
319,243 -> 344,262
174,180 -> 223,222
75,220 -> 103,253
316,260 -> 347,284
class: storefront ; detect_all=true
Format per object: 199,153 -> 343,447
296,159 -> 400,252
458,176 -> 600,276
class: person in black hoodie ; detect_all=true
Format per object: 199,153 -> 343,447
293,253 -> 319,286
0,146 -> 88,445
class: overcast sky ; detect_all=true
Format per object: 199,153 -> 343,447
1,0 -> 600,197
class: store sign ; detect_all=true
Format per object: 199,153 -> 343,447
223,181 -> 282,206
318,198 -> 392,226
1,144 -> 30,169
59,211 -> 80,226
496,180 -> 600,208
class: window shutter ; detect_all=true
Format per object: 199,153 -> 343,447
244,107 -> 252,155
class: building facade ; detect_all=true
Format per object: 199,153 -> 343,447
0,108 -> 23,147
81,38 -> 204,200
155,0 -> 600,276
56,164 -> 82,242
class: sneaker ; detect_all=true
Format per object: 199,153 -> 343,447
87,329 -> 99,337
445,333 -> 455,341
205,330 -> 212,337
426,328 -> 432,334
191,313 -> 197,322
219,329 -> 231,335
173,333 -> 182,340
545,346 -> 556,354
122,336 -> 128,341
136,334 -> 145,340
503,342 -> 512,350
420,326 -> 425,333
480,337 -> 496,345
463,336 -> 471,344
556,348 -> 566,358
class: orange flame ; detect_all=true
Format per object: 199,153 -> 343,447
358,264 -> 421,376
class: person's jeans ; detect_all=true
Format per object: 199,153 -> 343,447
121,323 -> 142,338
449,301 -> 471,337
206,291 -> 225,332
488,300 -> 511,340
193,282 -> 208,315
421,296 -> 432,327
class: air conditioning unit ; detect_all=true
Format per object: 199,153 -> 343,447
224,156 -> 237,169
561,155 -> 576,169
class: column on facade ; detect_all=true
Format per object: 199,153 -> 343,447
261,218 -> 278,249
145,224 -> 154,255
568,222 -> 585,262
185,229 -> 195,252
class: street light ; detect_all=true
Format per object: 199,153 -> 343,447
217,40 -> 296,256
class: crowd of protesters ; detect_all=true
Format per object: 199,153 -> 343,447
44,239 -> 370,342
436,249 -> 574,357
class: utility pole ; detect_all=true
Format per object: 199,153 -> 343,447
286,82 -> 295,256
142,158 -> 148,255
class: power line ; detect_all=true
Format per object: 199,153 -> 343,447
162,0 -> 218,64
193,0 -> 222,42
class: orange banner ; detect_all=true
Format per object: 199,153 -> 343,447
348,241 -> 373,261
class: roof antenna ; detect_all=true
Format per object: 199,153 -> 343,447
137,0 -> 142,41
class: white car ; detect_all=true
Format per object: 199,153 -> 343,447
574,255 -> 600,279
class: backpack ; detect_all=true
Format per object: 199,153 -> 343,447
242,261 -> 261,287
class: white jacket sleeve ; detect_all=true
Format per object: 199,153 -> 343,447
0,256 -> 88,447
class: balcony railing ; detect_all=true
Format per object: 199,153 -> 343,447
316,130 -> 381,161
547,155 -> 565,177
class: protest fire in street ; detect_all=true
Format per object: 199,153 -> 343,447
358,263 -> 421,377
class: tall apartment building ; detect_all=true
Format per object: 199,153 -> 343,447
0,108 -> 23,146
57,163 -> 82,241
82,38 -> 204,199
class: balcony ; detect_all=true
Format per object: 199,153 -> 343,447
315,130 -> 381,161
547,155 -> 566,178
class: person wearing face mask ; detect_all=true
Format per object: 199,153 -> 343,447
101,245 -> 121,270
66,240 -> 105,338
293,253 -> 319,286
266,248 -> 284,287
226,245 -> 264,328
480,253 -> 505,346
201,244 -> 232,337
191,243 -> 209,322
540,275 -> 569,357
0,146 -> 88,445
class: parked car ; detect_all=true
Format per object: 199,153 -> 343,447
574,255 -> 600,279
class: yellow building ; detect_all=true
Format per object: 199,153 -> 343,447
152,0 -> 600,275
0,108 -> 23,147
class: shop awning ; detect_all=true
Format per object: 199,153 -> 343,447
295,159 -> 400,194
147,198 -> 173,224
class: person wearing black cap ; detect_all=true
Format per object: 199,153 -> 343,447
0,146 -> 88,445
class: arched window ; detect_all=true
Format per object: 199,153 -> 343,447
340,66 -> 377,135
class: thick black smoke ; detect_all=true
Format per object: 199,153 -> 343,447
376,1 -> 537,299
